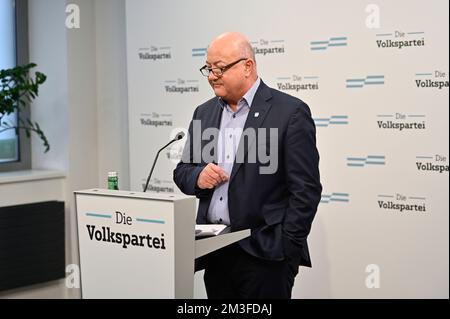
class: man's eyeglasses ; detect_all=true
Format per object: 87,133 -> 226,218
199,58 -> 247,77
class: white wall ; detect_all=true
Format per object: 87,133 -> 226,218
94,0 -> 130,191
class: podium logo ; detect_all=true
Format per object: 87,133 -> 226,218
314,115 -> 349,128
85,211 -> 167,250
377,194 -> 427,213
377,113 -> 426,131
347,155 -> 385,167
310,37 -> 347,51
320,193 -> 349,204
346,75 -> 384,88
375,30 -> 425,49
143,178 -> 175,193
164,78 -> 199,94
415,154 -> 449,173
415,70 -> 449,90
251,38 -> 285,56
138,45 -> 172,61
140,112 -> 173,127
276,75 -> 320,92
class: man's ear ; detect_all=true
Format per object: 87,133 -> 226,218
245,59 -> 254,76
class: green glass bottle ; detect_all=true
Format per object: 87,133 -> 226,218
108,172 -> 119,190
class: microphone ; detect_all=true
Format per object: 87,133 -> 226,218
143,131 -> 185,192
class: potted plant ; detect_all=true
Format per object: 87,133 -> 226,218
0,63 -> 49,152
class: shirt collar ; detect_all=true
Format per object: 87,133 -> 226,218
218,77 -> 261,109
242,77 -> 261,108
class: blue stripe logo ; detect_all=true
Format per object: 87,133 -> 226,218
86,213 -> 112,219
321,193 -> 350,204
346,75 -> 385,88
135,218 -> 165,225
192,48 -> 207,57
311,37 -> 348,51
314,115 -> 349,127
347,155 -> 386,167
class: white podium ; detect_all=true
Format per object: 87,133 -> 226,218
74,189 -> 250,299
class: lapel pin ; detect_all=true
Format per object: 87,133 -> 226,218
254,112 -> 260,118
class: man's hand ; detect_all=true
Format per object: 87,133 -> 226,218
197,163 -> 229,189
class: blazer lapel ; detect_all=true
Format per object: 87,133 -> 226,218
229,81 -> 273,182
203,99 -> 223,163
209,98 -> 223,130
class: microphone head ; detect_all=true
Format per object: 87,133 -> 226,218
176,132 -> 185,140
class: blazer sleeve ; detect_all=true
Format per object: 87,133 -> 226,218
282,102 -> 322,257
173,107 -> 212,198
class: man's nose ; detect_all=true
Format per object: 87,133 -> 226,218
208,71 -> 219,81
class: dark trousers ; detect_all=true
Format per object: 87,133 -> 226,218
203,243 -> 299,299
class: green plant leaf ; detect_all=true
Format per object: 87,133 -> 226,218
0,63 -> 49,152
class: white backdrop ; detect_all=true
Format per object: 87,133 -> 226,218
125,0 -> 449,298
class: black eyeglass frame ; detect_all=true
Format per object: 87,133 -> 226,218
199,58 -> 248,77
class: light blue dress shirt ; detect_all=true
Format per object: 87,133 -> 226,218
207,78 -> 261,225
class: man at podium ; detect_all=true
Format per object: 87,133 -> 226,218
174,32 -> 322,299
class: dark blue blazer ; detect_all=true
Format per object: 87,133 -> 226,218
173,80 -> 322,267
